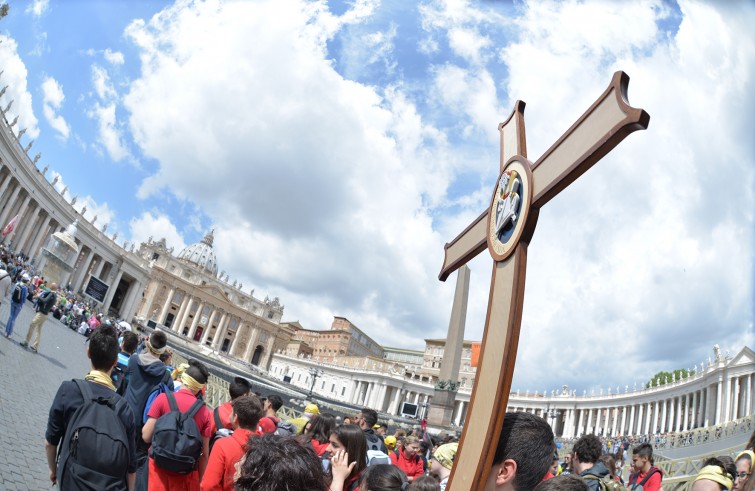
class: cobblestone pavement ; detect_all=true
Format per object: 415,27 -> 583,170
0,302 -> 90,490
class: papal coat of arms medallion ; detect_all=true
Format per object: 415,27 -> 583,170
486,158 -> 532,261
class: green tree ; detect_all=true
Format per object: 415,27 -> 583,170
646,368 -> 695,388
0,4 -> 9,19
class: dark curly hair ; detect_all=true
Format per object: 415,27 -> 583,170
234,433 -> 328,491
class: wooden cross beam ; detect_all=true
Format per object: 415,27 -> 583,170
441,71 -> 649,491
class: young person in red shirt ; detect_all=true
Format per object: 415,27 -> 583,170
390,435 -> 425,482
300,413 -> 337,457
142,360 -> 212,491
258,394 -> 283,434
629,444 -> 663,491
209,377 -> 252,435
201,395 -> 263,491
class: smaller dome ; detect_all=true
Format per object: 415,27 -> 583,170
177,230 -> 218,275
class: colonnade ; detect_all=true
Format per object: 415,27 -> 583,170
0,166 -> 61,261
557,371 -> 754,437
0,158 -> 148,320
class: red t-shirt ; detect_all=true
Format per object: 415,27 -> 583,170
148,389 -> 213,437
258,415 -> 278,434
200,428 -> 257,491
390,448 -> 425,480
147,389 -> 212,491
209,401 -> 234,435
633,468 -> 662,491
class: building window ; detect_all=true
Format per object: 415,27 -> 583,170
151,252 -> 160,261
267,311 -> 274,319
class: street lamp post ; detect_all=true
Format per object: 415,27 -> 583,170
308,367 -> 323,398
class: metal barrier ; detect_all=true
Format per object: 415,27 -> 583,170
172,351 -> 305,419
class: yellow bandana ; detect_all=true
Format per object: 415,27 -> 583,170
84,370 -> 116,391
180,373 -> 205,394
146,339 -> 166,356
695,465 -> 734,491
736,451 -> 755,473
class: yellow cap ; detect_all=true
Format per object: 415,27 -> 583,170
384,435 -> 397,450
304,403 -> 320,415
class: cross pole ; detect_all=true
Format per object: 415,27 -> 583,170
441,71 -> 649,491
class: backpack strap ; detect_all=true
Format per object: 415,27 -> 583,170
166,390 -> 180,413
213,407 -> 223,431
184,398 -> 205,421
639,468 -> 659,487
73,378 -> 94,402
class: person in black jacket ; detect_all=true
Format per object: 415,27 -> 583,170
572,435 -> 610,491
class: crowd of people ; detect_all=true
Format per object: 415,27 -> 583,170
0,245 -> 135,353
43,323 -> 755,491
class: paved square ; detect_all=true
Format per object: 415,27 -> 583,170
0,302 -> 91,490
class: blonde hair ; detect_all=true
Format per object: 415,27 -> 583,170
402,435 -> 419,447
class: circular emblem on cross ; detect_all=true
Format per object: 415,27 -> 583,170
486,157 -> 533,261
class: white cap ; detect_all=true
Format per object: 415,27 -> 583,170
21,273 -> 30,281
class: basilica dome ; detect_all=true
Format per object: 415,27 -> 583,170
177,230 -> 218,276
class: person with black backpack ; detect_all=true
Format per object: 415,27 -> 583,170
4,272 -> 27,338
44,325 -> 137,490
142,359 -> 212,490
357,407 -> 389,454
124,330 -> 174,490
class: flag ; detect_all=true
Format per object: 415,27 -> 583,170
2,214 -> 18,237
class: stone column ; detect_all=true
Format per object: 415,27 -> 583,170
158,287 -> 176,325
595,408 -> 602,436
176,296 -> 195,333
209,311 -> 229,347
715,380 -> 722,424
349,380 -> 362,405
574,409 -> 585,437
363,383 -> 374,407
0,172 -> 13,200
688,391 -> 697,429
102,269 -> 124,312
72,248 -> 94,292
92,259 -> 106,278
229,321 -> 244,356
627,405 -> 635,435
15,203 -> 40,251
0,184 -> 22,230
455,401 -> 466,426
611,407 -> 618,436
635,405 -> 643,435
642,403 -> 650,435
661,400 -> 668,432
620,406 -> 627,435
4,193 -> 30,243
187,301 -> 206,338
243,325 -> 260,361
586,409 -> 594,434
119,280 -> 140,320
28,214 -> 52,260
746,374 -> 752,417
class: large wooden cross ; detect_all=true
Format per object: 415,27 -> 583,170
442,72 -> 649,490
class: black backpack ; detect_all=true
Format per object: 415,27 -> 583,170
209,407 -> 233,455
11,282 -> 23,303
56,379 -> 131,491
149,391 -> 205,474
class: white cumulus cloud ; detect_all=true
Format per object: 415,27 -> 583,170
41,76 -> 70,140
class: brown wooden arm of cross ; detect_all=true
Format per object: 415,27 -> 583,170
439,71 -> 649,281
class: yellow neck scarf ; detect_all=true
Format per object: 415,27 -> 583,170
84,370 -> 116,391
180,373 -> 205,394
695,465 -> 734,491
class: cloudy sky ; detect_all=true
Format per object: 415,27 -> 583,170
0,0 -> 752,392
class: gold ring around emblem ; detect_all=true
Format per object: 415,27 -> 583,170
486,157 -> 533,262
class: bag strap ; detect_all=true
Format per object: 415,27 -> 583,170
185,398 -> 205,420
166,390 -> 179,413
73,378 -> 94,402
639,468 -> 659,486
214,407 -> 223,431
